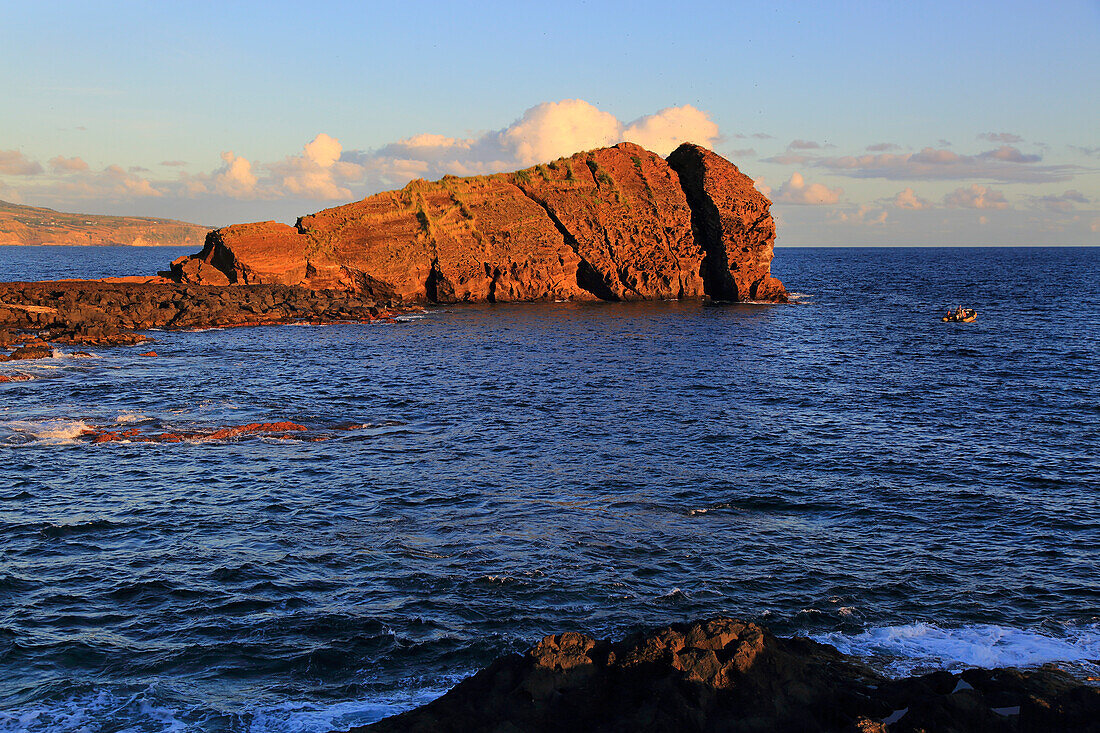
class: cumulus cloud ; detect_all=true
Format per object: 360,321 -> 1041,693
892,187 -> 931,209
1069,145 -> 1099,157
788,139 -> 822,150
342,99 -> 724,187
978,132 -> 1023,143
773,172 -> 842,205
271,133 -> 362,200
943,184 -> 1009,209
866,143 -> 901,151
501,99 -> 622,165
49,156 -> 89,174
622,104 -> 719,156
0,150 -> 43,175
28,165 -> 163,200
753,178 -> 771,196
213,152 -> 258,198
1029,189 -> 1088,212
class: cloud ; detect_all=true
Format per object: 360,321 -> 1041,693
501,99 -> 622,165
978,132 -> 1023,143
943,184 -> 1009,209
271,133 -> 360,200
727,148 -> 756,158
0,181 -> 23,203
622,104 -> 719,156
808,146 -> 1073,183
160,160 -> 188,167
788,139 -> 822,150
773,172 -> 842,205
1069,145 -> 1099,157
830,204 -> 888,225
892,187 -> 931,210
213,152 -> 258,198
48,156 -> 89,174
0,150 -> 43,175
753,178 -> 771,196
28,165 -> 163,200
866,143 -> 901,151
343,99 -> 723,186
1029,189 -> 1088,212
762,153 -> 814,165
977,145 -> 1040,163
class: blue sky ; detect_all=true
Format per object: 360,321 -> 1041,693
2,0 -> 1097,244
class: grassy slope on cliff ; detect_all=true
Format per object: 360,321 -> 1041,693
0,200 -> 209,247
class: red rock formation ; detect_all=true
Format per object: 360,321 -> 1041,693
667,143 -> 787,302
174,144 -> 786,303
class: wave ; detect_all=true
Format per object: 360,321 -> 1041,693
2,419 -> 94,444
813,621 -> 1100,677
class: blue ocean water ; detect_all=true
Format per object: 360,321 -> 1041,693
1,245 -> 1098,732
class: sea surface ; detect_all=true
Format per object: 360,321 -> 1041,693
1,245 -> 1098,732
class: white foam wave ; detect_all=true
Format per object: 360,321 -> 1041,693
4,419 -> 93,444
115,412 -> 148,424
813,622 -> 1100,677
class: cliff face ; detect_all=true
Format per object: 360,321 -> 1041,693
174,143 -> 785,303
0,200 -> 208,248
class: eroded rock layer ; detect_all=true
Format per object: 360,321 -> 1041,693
174,144 -> 785,303
355,618 -> 1098,733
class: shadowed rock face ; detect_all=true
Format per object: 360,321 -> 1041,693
667,144 -> 787,302
174,143 -> 785,303
353,618 -> 1099,733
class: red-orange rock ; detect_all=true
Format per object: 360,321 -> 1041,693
206,422 -> 307,440
667,143 -> 787,302
176,144 -> 785,304
139,350 -> 157,357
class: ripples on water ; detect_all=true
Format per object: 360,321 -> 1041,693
1,246 -> 1098,731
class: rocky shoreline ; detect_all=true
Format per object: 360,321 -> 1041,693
352,618 -> 1098,733
0,280 -> 402,352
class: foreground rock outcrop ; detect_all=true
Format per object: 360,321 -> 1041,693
354,619 -> 1098,733
174,143 -> 786,303
0,281 -> 396,349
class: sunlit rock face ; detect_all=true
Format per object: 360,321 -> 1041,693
175,143 -> 786,304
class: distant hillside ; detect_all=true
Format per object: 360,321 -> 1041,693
0,200 -> 210,247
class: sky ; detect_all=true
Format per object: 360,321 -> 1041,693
1,0 -> 1098,245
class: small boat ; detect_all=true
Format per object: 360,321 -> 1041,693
942,308 -> 977,323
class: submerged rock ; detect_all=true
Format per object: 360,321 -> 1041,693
174,144 -> 785,304
353,618 -> 1098,732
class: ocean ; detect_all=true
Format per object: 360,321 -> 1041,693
1,245 -> 1097,732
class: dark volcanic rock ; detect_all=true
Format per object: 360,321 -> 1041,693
173,144 -> 786,304
353,618 -> 1098,733
0,281 -> 398,347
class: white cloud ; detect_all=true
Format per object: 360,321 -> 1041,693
773,172 -> 842,205
892,187 -> 931,210
622,104 -> 719,156
271,133 -> 360,200
501,99 -> 621,165
0,150 -> 43,175
343,99 -> 724,186
213,151 -> 258,198
787,139 -> 822,150
943,184 -> 1009,209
